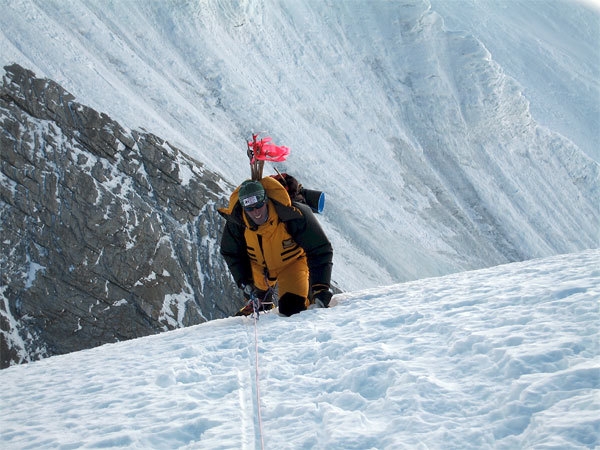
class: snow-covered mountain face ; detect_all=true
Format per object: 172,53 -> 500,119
1,0 -> 598,291
430,0 -> 600,164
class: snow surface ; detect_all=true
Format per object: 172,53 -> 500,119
1,249 -> 598,449
1,0 -> 598,291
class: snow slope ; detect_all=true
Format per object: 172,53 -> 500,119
0,249 -> 598,449
430,0 -> 600,163
1,0 -> 598,291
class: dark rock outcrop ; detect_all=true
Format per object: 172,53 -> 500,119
0,64 -> 239,368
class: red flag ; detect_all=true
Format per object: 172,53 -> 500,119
247,134 -> 290,164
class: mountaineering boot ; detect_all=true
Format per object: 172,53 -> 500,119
278,292 -> 308,316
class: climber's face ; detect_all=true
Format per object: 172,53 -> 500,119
244,200 -> 269,225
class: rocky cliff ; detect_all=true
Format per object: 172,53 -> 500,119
0,64 -> 239,368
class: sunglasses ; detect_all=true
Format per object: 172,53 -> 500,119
243,200 -> 266,211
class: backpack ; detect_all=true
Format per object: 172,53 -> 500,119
269,173 -> 325,214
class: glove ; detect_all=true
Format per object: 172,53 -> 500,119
241,283 -> 258,299
313,289 -> 333,308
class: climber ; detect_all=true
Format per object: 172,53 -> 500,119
219,177 -> 333,316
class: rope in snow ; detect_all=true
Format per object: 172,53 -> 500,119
250,294 -> 266,450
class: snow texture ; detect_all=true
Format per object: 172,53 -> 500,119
0,249 -> 598,449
